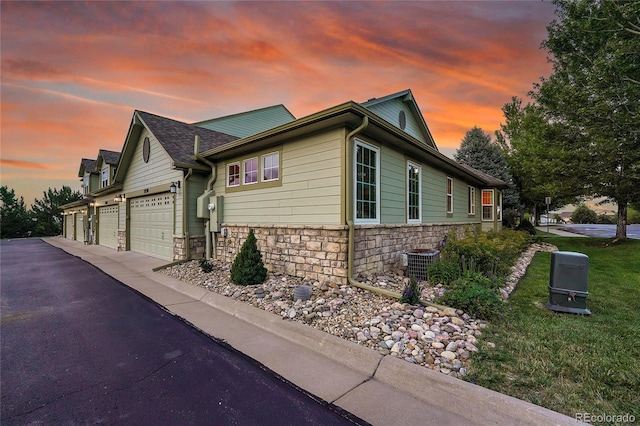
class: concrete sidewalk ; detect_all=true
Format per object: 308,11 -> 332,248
45,237 -> 579,426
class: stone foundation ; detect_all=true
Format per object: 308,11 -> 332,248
353,223 -> 476,275
172,235 -> 206,261
215,224 -> 349,285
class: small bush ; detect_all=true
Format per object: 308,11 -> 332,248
502,208 -> 519,229
515,218 -> 536,236
230,229 -> 268,286
400,277 -> 421,305
199,257 -> 213,273
437,282 -> 503,320
596,214 -> 615,224
427,258 -> 462,286
629,208 -> 640,224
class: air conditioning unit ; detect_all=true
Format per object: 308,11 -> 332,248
546,251 -> 591,315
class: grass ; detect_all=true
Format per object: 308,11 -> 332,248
465,236 -> 640,424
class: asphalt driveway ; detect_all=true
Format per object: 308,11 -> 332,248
0,239 -> 364,425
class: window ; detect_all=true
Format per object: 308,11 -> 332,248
262,152 -> 279,182
355,140 -> 379,223
407,161 -> 421,223
243,157 -> 258,184
468,186 -> 476,215
227,162 -> 240,187
446,177 -> 453,213
497,191 -> 502,221
482,189 -> 493,220
83,176 -> 89,195
101,168 -> 109,188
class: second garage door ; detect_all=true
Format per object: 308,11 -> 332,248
130,193 -> 173,261
98,205 -> 119,249
65,214 -> 74,239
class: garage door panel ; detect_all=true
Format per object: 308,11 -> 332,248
65,215 -> 74,239
99,206 -> 119,249
130,194 -> 173,261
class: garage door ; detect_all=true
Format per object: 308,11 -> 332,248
75,214 -> 85,242
130,193 -> 173,260
98,205 -> 119,249
65,214 -> 74,239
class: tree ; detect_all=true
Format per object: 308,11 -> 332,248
571,204 -> 598,224
31,186 -> 82,236
230,229 -> 268,286
496,97 -> 580,225
532,0 -> 640,240
454,126 -> 520,226
0,186 -> 31,238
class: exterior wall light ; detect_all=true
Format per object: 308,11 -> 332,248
170,181 -> 181,193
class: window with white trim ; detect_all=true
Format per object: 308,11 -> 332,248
262,152 -> 279,182
83,176 -> 89,195
468,186 -> 476,215
354,140 -> 380,223
446,177 -> 453,213
482,189 -> 493,220
243,157 -> 258,184
497,191 -> 502,221
407,161 -> 421,223
227,162 -> 240,187
101,168 -> 109,188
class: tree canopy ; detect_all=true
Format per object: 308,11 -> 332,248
1,186 -> 31,239
532,0 -> 640,239
31,186 -> 83,236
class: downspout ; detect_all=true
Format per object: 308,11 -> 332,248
194,135 -> 218,260
344,116 -> 448,310
183,167 -> 193,259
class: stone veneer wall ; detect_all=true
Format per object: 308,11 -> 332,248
117,229 -> 126,252
353,223 -> 477,275
173,235 -> 206,261
215,225 -> 349,285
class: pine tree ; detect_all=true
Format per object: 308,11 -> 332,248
230,229 -> 268,286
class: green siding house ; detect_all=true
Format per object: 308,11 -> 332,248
62,90 -> 506,284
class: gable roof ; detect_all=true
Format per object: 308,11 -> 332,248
99,149 -> 121,166
78,158 -> 96,177
193,105 -> 295,138
361,89 -> 438,151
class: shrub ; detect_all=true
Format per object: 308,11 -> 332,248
629,208 -> 640,224
437,281 -> 503,320
427,257 -> 462,286
515,218 -> 536,236
571,204 -> 598,224
502,208 -> 520,229
596,214 -> 615,224
230,229 -> 268,286
400,277 -> 421,305
199,257 -> 213,273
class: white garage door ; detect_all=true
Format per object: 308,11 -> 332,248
65,214 -> 74,239
130,193 -> 173,261
75,214 -> 85,242
98,205 -> 119,249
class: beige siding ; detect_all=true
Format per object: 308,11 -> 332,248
187,173 -> 208,236
122,129 -> 183,234
213,129 -> 344,225
421,167 -> 478,224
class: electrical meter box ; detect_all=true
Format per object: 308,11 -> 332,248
196,190 -> 215,218
546,251 -> 591,315
209,195 -> 223,232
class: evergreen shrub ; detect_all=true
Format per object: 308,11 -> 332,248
230,229 -> 268,286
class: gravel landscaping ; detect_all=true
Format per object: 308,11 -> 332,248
162,242 -> 557,379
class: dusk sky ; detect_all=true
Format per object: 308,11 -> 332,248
1,1 -> 556,206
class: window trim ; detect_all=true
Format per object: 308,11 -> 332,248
242,157 -> 259,185
482,189 -> 494,221
101,168 -> 109,188
497,191 -> 502,221
226,162 -> 240,188
354,139 -> 380,225
407,161 -> 422,223
468,186 -> 476,216
446,177 -> 453,214
261,151 -> 280,182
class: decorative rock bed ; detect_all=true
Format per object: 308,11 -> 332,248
162,242 -> 557,379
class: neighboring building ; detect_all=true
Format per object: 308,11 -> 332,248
61,90 -> 506,285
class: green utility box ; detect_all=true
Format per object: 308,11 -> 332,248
546,251 -> 591,315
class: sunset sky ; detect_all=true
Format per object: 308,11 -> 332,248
1,1 -> 556,206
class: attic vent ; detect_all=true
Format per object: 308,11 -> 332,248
399,110 -> 406,130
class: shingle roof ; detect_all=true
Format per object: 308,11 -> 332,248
99,149 -> 121,166
458,163 -> 508,188
136,111 -> 238,166
78,158 -> 97,177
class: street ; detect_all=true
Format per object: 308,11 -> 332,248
559,224 -> 640,239
0,239 -> 365,425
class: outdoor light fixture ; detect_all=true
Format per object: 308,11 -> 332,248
113,194 -> 125,202
170,181 -> 181,193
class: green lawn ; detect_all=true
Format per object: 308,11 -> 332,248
465,237 -> 640,424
